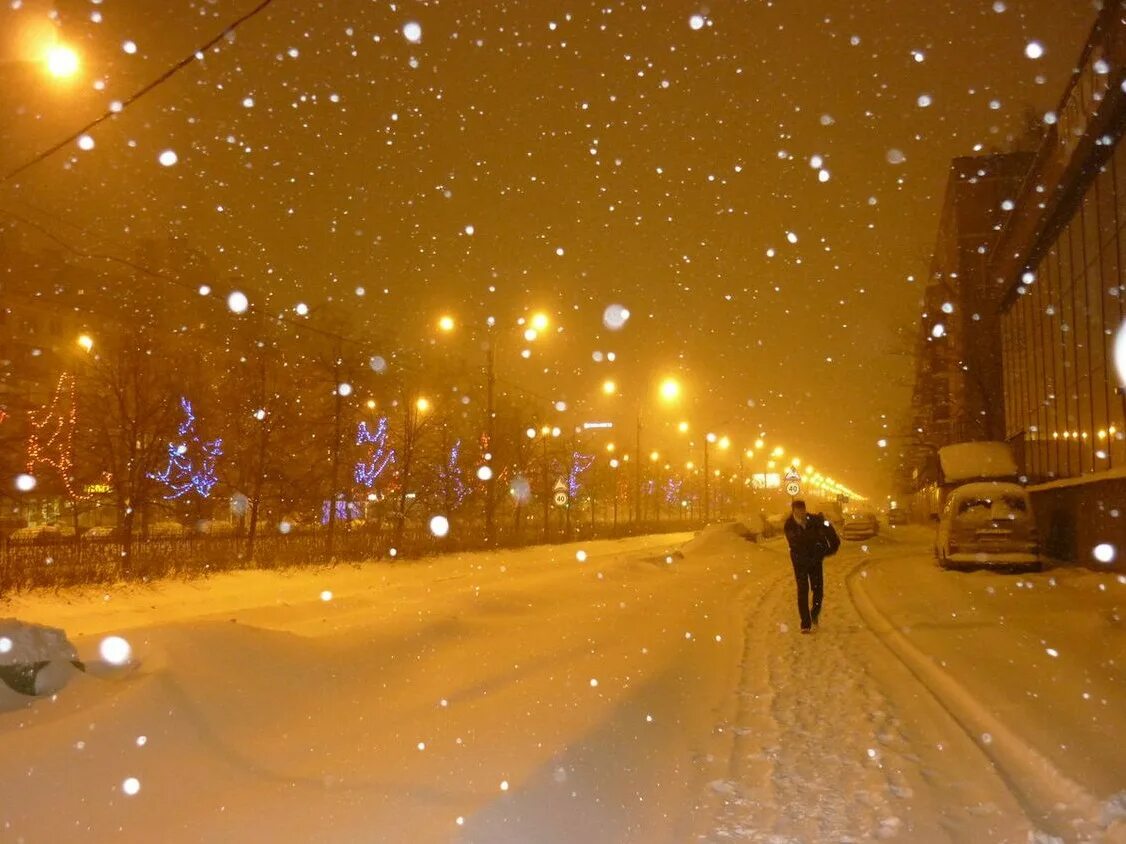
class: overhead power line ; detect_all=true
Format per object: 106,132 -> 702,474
1,0 -> 279,185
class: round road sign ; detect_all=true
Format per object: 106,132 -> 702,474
553,491 -> 568,507
785,481 -> 801,497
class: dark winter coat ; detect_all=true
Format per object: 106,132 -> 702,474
784,513 -> 840,566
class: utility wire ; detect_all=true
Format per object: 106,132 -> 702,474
0,0 -> 560,410
1,0 -> 279,185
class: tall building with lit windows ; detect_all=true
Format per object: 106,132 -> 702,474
909,152 -> 1033,482
991,3 -> 1126,564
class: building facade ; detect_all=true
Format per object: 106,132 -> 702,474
908,153 -> 1032,485
992,3 -> 1126,564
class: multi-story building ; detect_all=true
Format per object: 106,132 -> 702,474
991,3 -> 1126,564
908,153 -> 1033,485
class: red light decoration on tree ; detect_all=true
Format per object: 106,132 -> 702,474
26,372 -> 87,500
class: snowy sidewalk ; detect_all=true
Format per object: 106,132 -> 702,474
696,533 -> 1126,844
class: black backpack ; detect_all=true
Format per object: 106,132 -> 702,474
817,514 -> 840,557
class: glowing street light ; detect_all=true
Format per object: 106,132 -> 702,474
530,312 -> 550,332
718,436 -> 730,451
678,421 -> 689,433
438,315 -> 456,333
416,397 -> 431,413
658,377 -> 682,403
44,43 -> 80,79
649,450 -> 660,462
602,379 -> 617,396
76,333 -> 94,352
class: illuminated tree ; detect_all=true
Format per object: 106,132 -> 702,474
438,438 -> 470,509
567,452 -> 595,499
355,417 -> 395,490
148,398 -> 223,499
25,373 -> 86,501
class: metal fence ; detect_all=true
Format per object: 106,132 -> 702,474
0,519 -> 704,595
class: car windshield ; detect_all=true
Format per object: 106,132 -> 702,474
957,495 -> 1027,515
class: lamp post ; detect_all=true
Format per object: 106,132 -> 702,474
702,432 -> 729,522
530,424 -> 561,542
437,310 -> 550,547
633,376 -> 682,524
609,457 -> 620,529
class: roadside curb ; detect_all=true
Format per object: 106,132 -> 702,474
846,560 -> 1109,840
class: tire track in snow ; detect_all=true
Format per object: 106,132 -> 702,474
846,553 -> 1110,842
698,552 -> 789,837
697,540 -> 1038,843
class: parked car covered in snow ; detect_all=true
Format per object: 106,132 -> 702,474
935,481 -> 1040,570
7,525 -> 66,543
147,521 -> 187,539
195,520 -> 235,536
841,511 -> 879,540
82,525 -> 123,542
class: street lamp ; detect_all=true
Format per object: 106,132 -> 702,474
602,379 -> 617,396
76,333 -> 93,353
44,43 -> 80,79
530,423 -> 562,540
437,310 -> 556,547
632,375 -> 682,523
702,432 -> 728,523
659,377 -> 682,402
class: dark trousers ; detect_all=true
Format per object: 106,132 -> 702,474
791,558 -> 824,630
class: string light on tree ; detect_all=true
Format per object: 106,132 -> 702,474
148,398 -> 223,499
439,440 -> 470,506
568,452 -> 595,498
25,373 -> 87,500
354,418 -> 395,489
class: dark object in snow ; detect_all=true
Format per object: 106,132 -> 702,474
0,659 -> 86,696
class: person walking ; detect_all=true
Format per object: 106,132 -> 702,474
783,499 -> 839,634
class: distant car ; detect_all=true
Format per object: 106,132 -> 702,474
196,520 -> 235,536
886,509 -> 907,527
83,525 -> 123,541
841,511 -> 879,540
8,525 -> 65,543
935,481 -> 1040,571
147,521 -> 188,538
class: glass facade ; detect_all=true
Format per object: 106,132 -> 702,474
1001,141 -> 1126,481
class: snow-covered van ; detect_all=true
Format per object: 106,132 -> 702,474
932,442 -> 1041,570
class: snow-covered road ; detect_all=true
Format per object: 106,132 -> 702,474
1,526 -> 1124,843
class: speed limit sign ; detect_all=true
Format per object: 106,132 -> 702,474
553,491 -> 568,507
785,481 -> 801,497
